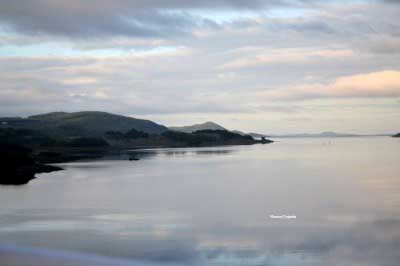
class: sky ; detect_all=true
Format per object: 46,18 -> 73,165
0,0 -> 399,134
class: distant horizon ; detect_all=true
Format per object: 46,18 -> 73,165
0,109 -> 396,136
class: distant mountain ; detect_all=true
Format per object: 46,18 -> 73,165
169,121 -> 226,133
1,111 -> 168,137
393,133 -> 400,138
269,131 -> 362,138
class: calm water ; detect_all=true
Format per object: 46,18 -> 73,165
1,137 -> 400,266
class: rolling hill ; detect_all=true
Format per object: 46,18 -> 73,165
1,111 -> 168,137
169,121 -> 226,133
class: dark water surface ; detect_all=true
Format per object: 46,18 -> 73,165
1,137 -> 400,265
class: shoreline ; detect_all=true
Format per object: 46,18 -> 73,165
1,140 -> 273,186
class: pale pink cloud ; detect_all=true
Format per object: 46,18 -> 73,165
261,70 -> 400,100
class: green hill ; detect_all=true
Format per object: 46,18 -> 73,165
1,111 -> 167,137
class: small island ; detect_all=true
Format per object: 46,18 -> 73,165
393,133 -> 400,138
0,111 -> 273,185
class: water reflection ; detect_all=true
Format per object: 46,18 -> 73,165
1,212 -> 399,265
0,138 -> 399,266
98,147 -> 236,161
133,147 -> 235,157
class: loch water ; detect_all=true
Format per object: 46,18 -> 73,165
1,137 -> 399,266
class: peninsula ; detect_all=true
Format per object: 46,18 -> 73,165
0,111 -> 273,185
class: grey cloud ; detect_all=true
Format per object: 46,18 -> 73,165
0,0 -> 292,38
1,0 -> 399,52
0,5 -> 195,38
287,20 -> 337,34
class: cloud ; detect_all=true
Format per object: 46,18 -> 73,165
0,53 -> 399,119
220,48 -> 355,69
261,70 -> 400,100
0,4 -> 195,38
0,1 -> 399,133
384,0 -> 400,3
3,0 -> 395,40
330,70 -> 400,97
364,36 -> 400,54
0,0 -> 292,38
